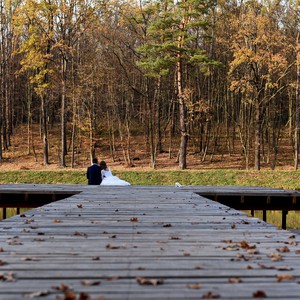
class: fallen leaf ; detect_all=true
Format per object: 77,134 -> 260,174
277,246 -> 290,253
268,253 -> 283,261
33,238 -> 45,242
163,224 -> 172,227
106,244 -> 120,249
105,276 -> 120,281
222,245 -> 239,251
26,290 -> 49,298
284,241 -> 298,245
136,276 -> 164,286
77,204 -> 83,208
231,223 -> 236,229
52,219 -> 62,223
21,257 -> 40,261
130,217 -> 138,222
187,283 -> 201,289
228,277 -> 242,283
51,283 -> 73,292
73,232 -> 88,238
92,256 -> 100,261
0,260 -> 7,266
258,263 -> 276,270
202,291 -> 220,298
80,280 -> 101,286
277,266 -> 293,271
276,274 -> 294,282
0,272 -> 16,282
247,249 -> 260,255
253,290 -> 267,298
235,254 -> 251,261
237,241 -> 256,250
221,240 -> 232,243
6,239 -> 23,246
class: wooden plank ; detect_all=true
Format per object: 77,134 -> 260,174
0,185 -> 299,299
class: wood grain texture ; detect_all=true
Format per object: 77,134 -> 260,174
0,184 -> 299,299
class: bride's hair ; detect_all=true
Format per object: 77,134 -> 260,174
100,161 -> 107,170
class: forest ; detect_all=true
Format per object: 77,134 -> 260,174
0,0 -> 300,171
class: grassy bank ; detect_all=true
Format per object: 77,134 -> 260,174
0,169 -> 299,190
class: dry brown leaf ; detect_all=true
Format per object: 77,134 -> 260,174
253,290 -> 267,298
258,263 -> 276,270
73,232 -> 88,238
92,256 -> 100,261
52,219 -> 62,223
106,243 -> 120,250
237,241 -> 256,250
284,241 -> 298,245
235,254 -> 251,261
6,239 -> 22,246
222,245 -> 239,251
80,280 -> 101,286
228,277 -> 242,283
21,257 -> 40,261
77,204 -> 83,208
221,239 -> 232,243
105,276 -> 120,281
51,283 -> 73,292
277,266 -> 293,271
0,272 -> 16,282
26,290 -> 49,298
136,276 -> 164,286
268,253 -> 283,261
187,283 -> 201,289
0,260 -> 7,266
163,223 -> 172,227
202,291 -> 220,298
277,246 -> 290,253
130,217 -> 139,222
79,294 -> 104,300
276,274 -> 294,282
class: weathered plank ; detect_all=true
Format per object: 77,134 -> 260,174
0,185 -> 299,299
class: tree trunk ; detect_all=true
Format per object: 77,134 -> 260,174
61,58 -> 67,167
177,59 -> 188,170
41,94 -> 49,165
254,98 -> 262,170
294,32 -> 300,170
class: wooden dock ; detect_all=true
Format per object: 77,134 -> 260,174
0,184 -> 300,299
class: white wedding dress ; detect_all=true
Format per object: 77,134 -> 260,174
100,168 -> 131,186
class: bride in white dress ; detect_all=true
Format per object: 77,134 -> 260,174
99,161 -> 131,186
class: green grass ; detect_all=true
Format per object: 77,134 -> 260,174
0,169 -> 300,190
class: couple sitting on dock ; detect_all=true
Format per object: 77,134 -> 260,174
87,158 -> 131,186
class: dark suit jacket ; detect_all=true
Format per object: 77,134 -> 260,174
87,164 -> 102,185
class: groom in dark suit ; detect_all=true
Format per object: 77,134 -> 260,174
87,157 -> 103,185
